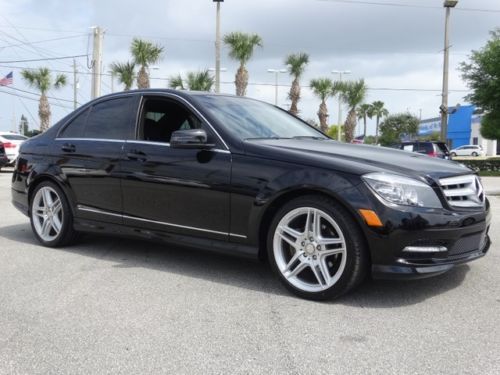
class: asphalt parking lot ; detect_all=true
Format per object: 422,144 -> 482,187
0,169 -> 499,375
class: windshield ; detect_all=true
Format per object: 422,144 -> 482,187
195,95 -> 327,140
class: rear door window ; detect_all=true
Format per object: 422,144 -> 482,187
84,97 -> 136,140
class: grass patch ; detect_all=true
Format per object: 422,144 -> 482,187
478,171 -> 500,177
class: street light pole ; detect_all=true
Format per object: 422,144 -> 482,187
267,69 -> 287,106
440,0 -> 458,144
332,70 -> 351,141
214,0 -> 223,93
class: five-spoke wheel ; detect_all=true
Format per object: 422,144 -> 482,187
30,181 -> 78,247
268,195 -> 367,300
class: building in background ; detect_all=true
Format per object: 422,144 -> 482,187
418,105 -> 499,156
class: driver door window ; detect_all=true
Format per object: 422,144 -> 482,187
139,98 -> 202,143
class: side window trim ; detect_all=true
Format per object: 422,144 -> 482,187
56,93 -> 139,140
137,95 -> 220,148
136,93 -> 230,151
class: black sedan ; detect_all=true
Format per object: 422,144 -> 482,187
11,90 -> 491,300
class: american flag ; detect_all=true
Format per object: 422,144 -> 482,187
0,72 -> 13,86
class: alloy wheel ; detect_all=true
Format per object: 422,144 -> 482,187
31,186 -> 64,242
273,207 -> 347,293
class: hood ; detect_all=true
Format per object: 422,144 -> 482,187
243,139 -> 472,180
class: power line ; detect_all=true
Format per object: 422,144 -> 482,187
318,0 -> 500,13
1,85 -> 74,103
0,35 -> 86,49
0,54 -> 88,64
17,97 -> 39,128
0,88 -> 73,109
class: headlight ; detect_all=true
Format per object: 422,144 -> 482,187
363,173 -> 442,208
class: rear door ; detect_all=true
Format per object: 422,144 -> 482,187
54,95 -> 139,224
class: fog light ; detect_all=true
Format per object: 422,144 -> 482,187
403,246 -> 447,253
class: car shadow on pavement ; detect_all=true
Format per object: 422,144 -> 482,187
1,222 -> 471,307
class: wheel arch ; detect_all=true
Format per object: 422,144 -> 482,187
27,174 -> 76,216
257,187 -> 370,263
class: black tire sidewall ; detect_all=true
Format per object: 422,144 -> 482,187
267,195 -> 367,301
29,181 -> 74,247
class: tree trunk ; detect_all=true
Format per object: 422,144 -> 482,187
137,66 -> 149,89
363,115 -> 367,137
38,94 -> 51,132
375,115 -> 380,144
235,64 -> 248,96
317,100 -> 328,133
288,78 -> 300,116
344,108 -> 357,143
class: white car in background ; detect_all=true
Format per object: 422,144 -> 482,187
450,144 -> 484,158
0,132 -> 28,165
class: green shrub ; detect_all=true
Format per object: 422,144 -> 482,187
454,157 -> 500,173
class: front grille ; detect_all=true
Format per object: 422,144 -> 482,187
439,174 -> 485,208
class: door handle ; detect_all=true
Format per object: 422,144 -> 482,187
126,150 -> 147,162
61,143 -> 76,153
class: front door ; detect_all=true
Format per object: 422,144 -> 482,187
120,95 -> 231,240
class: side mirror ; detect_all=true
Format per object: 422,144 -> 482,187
170,129 -> 215,149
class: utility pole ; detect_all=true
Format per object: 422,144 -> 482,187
267,69 -> 287,106
110,72 -> 114,93
91,26 -> 104,99
214,0 -> 223,93
440,1 -> 458,144
73,59 -> 78,110
332,70 -> 351,141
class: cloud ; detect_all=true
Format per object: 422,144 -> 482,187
0,0 -> 498,132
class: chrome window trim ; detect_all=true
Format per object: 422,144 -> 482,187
55,137 -> 125,143
53,138 -> 231,154
126,139 -> 231,154
77,205 -> 246,239
56,91 -> 231,151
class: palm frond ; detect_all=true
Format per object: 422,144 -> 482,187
168,74 -> 185,90
130,38 -> 164,67
285,52 -> 309,78
111,61 -> 136,90
309,78 -> 333,101
223,31 -> 263,65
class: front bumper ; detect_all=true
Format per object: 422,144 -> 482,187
372,234 -> 490,279
350,184 -> 493,280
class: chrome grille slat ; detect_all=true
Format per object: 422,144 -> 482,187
439,174 -> 485,208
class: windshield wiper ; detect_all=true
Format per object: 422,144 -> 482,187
245,136 -> 290,140
291,136 -> 326,140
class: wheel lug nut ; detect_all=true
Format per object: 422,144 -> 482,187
301,241 -> 305,246
309,237 -> 314,241
317,245 -> 321,250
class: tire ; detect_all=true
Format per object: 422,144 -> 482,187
450,152 -> 456,158
472,152 -> 478,157
267,195 -> 368,301
29,181 -> 78,247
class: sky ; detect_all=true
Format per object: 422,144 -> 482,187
0,0 -> 499,135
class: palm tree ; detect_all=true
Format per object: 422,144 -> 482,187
370,100 -> 389,144
110,61 -> 136,91
356,103 -> 373,138
169,70 -> 214,91
309,78 -> 334,133
21,67 -> 66,132
223,31 -> 263,96
130,38 -> 164,89
285,52 -> 309,116
338,79 -> 367,143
